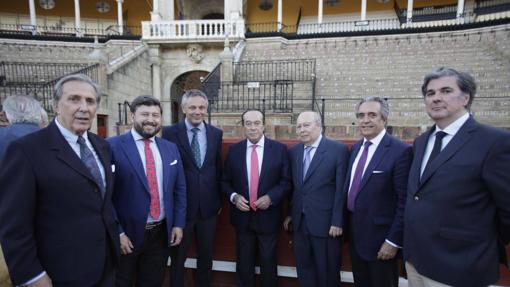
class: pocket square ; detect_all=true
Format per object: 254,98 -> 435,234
170,160 -> 178,165
372,170 -> 384,174
111,164 -> 116,172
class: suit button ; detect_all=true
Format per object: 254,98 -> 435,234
414,196 -> 419,201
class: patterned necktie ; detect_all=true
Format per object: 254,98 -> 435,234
347,141 -> 372,211
144,139 -> 161,220
249,144 -> 259,211
302,146 -> 313,181
77,136 -> 104,197
424,131 -> 447,173
191,128 -> 202,168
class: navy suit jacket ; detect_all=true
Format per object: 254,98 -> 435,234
404,117 -> 510,286
222,137 -> 291,234
108,132 -> 187,249
345,133 -> 412,260
289,137 -> 349,237
162,121 -> 223,221
0,121 -> 120,286
0,123 -> 39,161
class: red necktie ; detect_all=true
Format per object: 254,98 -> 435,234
249,144 -> 259,211
144,139 -> 160,220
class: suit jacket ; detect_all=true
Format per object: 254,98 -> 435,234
345,133 -> 412,261
0,121 -> 120,286
0,123 -> 39,161
404,117 -> 510,287
108,132 -> 187,249
162,121 -> 223,221
289,137 -> 349,237
222,137 -> 291,234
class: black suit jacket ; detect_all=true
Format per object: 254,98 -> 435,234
404,117 -> 510,286
162,121 -> 223,221
222,137 -> 291,234
0,121 -> 120,286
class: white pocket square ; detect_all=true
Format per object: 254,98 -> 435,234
111,164 -> 116,172
372,170 -> 384,174
170,160 -> 178,165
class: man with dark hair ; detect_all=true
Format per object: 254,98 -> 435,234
0,73 -> 120,287
346,96 -> 412,287
404,67 -> 510,286
108,95 -> 186,287
162,89 -> 223,287
222,109 -> 291,286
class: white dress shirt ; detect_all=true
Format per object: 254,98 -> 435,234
230,136 -> 265,203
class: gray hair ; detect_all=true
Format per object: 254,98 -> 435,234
421,67 -> 476,110
39,107 -> 49,127
53,73 -> 101,106
356,96 -> 389,121
2,95 -> 42,124
181,89 -> 209,108
299,110 -> 322,126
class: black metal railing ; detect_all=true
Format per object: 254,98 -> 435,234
475,0 -> 510,15
233,59 -> 316,82
117,101 -> 131,126
0,62 -> 90,84
394,2 -> 458,23
206,81 -> 293,113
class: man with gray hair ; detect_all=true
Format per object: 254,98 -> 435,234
404,67 -> 510,286
345,97 -> 411,287
0,74 -> 119,287
0,95 -> 43,161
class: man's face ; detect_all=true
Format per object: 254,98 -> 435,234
243,110 -> 265,144
55,80 -> 98,135
424,76 -> 469,128
182,96 -> 208,127
356,101 -> 386,140
132,105 -> 162,138
296,112 -> 322,146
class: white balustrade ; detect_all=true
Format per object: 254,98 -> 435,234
298,18 -> 400,35
142,19 -> 245,42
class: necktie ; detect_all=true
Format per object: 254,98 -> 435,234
144,139 -> 161,220
302,146 -> 313,181
347,141 -> 372,211
249,144 -> 259,211
424,131 -> 447,172
77,136 -> 104,197
191,128 -> 202,168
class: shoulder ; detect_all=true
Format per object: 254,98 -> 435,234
206,124 -> 223,137
324,137 -> 348,152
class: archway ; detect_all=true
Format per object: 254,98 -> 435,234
170,70 -> 209,124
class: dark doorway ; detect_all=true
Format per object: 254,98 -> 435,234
97,114 -> 108,138
170,70 -> 209,123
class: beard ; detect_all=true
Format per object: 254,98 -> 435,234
134,121 -> 161,138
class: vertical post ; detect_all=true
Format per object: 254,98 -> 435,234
318,0 -> 323,24
224,0 -> 230,20
168,0 -> 175,20
457,0 -> 465,18
74,0 -> 81,36
361,0 -> 367,21
321,98 -> 325,133
116,0 -> 124,34
406,0 -> 413,23
277,0 -> 283,32
28,0 -> 36,33
151,0 -> 161,21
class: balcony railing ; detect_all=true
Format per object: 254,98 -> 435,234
142,19 -> 245,42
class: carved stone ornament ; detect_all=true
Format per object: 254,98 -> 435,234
186,44 -> 205,63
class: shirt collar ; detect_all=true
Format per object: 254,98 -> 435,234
55,117 -> 88,143
131,128 -> 156,143
434,112 -> 470,137
185,118 -> 205,132
247,135 -> 265,148
305,134 -> 322,149
364,129 -> 386,147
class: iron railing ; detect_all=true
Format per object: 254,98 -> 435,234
475,0 -> 510,15
394,2 -> 458,23
0,62 -> 90,84
233,59 -> 316,82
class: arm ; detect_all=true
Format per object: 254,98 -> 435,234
330,143 -> 350,231
173,148 -> 187,229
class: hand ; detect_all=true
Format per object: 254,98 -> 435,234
329,226 -> 343,237
377,242 -> 398,260
28,274 -> 52,287
217,207 -> 222,215
234,194 -> 250,212
170,227 -> 183,246
254,195 -> 272,210
283,216 -> 292,232
120,234 -> 134,255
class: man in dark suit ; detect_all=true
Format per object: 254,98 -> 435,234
404,67 -> 510,286
284,111 -> 349,287
345,97 -> 412,287
0,94 -> 44,161
162,89 -> 223,287
108,95 -> 187,287
222,109 -> 291,287
0,74 -> 120,287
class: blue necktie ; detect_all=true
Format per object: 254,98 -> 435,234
303,146 -> 313,181
77,136 -> 104,197
191,128 -> 202,168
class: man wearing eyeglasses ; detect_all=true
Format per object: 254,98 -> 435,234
222,109 -> 291,287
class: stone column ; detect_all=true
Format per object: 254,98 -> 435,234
149,45 -> 162,101
151,0 -> 161,21
220,36 -> 234,82
457,0 -> 465,18
406,0 -> 413,23
361,0 -> 367,21
74,0 -> 81,36
318,0 -> 323,24
168,0 -> 175,20
28,0 -> 36,28
277,0 -> 283,31
116,0 -> 124,34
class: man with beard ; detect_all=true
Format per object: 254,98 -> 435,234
108,95 -> 187,287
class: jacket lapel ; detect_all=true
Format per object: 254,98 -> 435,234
359,134 -> 391,192
120,132 -> 150,194
303,137 -> 326,183
178,121 -> 199,170
155,137 -> 170,196
258,138 -> 271,185
202,123 -> 214,168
